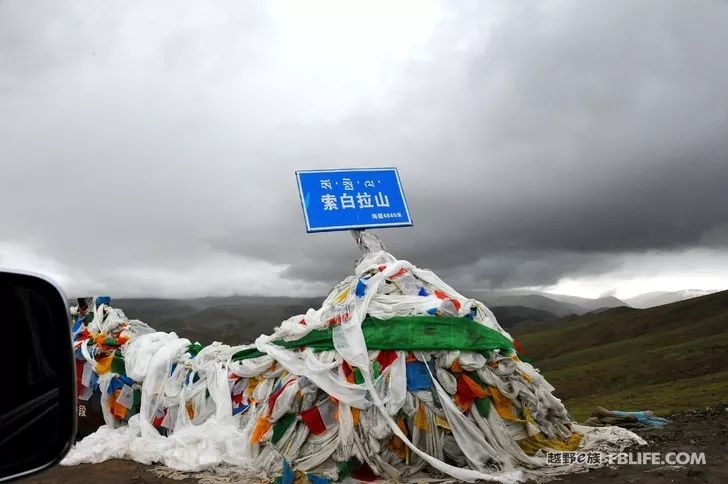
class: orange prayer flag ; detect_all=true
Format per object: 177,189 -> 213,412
454,394 -> 472,412
351,408 -> 360,427
112,390 -> 126,418
389,417 -> 410,461
462,374 -> 489,398
414,403 -> 429,431
113,402 -> 126,419
246,378 -> 259,396
435,415 -> 451,430
489,386 -> 517,421
96,355 -> 114,374
251,416 -> 272,444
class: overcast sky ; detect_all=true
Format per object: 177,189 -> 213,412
1,0 -> 727,300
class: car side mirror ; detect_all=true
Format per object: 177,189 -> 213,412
0,271 -> 76,481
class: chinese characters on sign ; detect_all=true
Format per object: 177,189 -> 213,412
296,168 -> 413,232
318,178 -> 389,211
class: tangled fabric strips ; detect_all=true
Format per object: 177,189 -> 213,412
63,233 -> 645,483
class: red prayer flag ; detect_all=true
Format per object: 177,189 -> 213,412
299,405 -> 326,435
376,350 -> 398,371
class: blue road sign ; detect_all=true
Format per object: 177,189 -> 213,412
296,168 -> 413,233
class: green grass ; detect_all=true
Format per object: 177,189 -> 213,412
510,291 -> 728,421
563,371 -> 728,421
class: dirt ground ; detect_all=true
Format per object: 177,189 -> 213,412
555,405 -> 728,484
25,405 -> 728,484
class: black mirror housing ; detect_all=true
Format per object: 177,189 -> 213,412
0,271 -> 76,481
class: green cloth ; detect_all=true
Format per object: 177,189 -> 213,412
336,458 -> 360,481
132,388 -> 142,412
271,413 -> 297,444
371,360 -> 382,380
352,367 -> 365,384
231,316 -> 514,362
231,347 -> 267,360
111,350 -> 126,374
187,342 -> 204,357
104,336 -> 121,346
475,397 -> 492,417
467,370 -> 488,388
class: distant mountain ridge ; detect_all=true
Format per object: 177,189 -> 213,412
75,287 -> 721,345
93,290 -> 613,344
541,293 -> 628,313
103,290 -> 631,342
112,295 -> 322,345
463,290 -> 628,317
489,305 -> 559,329
625,289 -> 719,308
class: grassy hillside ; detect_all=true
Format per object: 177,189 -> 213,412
511,291 -> 728,421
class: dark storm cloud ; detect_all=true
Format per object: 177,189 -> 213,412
212,0 -> 728,287
1,0 -> 727,296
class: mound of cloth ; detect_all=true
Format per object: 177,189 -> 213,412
63,233 -> 644,482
